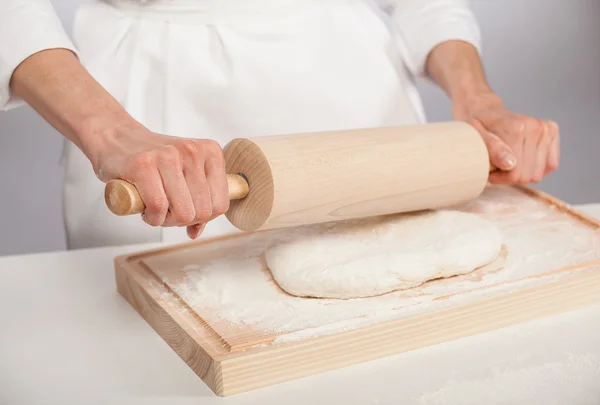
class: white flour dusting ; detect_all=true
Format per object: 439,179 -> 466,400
148,186 -> 600,346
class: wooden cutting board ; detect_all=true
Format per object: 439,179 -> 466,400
114,185 -> 600,396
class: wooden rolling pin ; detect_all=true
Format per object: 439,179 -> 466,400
104,121 -> 491,231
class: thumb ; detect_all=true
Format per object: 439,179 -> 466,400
474,123 -> 517,171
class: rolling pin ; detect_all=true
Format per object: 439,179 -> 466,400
105,121 -> 491,231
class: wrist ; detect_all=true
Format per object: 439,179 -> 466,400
452,91 -> 503,120
75,113 -> 144,170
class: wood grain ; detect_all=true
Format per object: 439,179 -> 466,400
223,121 -> 490,231
114,185 -> 600,396
104,122 -> 490,227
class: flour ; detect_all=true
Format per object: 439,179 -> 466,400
152,186 -> 600,346
264,210 -> 502,299
174,254 -> 430,334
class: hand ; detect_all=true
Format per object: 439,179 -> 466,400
453,93 -> 560,185
91,123 -> 230,239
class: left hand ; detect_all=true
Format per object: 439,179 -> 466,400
453,93 -> 560,185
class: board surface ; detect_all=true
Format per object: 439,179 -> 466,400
115,185 -> 600,396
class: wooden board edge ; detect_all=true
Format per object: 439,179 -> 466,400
216,266 -> 600,396
114,257 -> 226,396
518,185 -> 600,228
111,185 -> 600,396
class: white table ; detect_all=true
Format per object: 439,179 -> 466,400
2,205 -> 600,405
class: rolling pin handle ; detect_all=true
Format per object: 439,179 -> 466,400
227,173 -> 250,200
105,174 -> 250,216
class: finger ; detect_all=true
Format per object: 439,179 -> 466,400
531,121 -> 553,182
134,167 -> 169,226
492,117 -> 533,185
488,171 -> 511,184
157,147 -> 196,227
546,120 -> 560,175
187,223 -> 206,239
205,148 -> 230,221
471,119 -> 517,171
488,167 -> 522,185
126,153 -> 169,226
519,118 -> 543,184
182,156 -> 213,226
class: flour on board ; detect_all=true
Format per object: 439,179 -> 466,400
156,187 -> 600,345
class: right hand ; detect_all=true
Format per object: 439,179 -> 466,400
91,123 -> 230,239
453,93 -> 559,185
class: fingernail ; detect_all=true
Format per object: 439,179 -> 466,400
499,151 -> 517,169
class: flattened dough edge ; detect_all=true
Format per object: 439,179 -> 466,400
264,210 -> 503,299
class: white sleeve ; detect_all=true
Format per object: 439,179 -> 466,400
0,0 -> 79,111
389,0 -> 482,77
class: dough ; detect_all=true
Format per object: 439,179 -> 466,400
265,210 -> 502,299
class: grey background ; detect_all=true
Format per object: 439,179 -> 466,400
1,0 -> 599,256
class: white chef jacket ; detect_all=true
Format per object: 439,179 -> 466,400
0,0 -> 481,249
0,0 -> 481,110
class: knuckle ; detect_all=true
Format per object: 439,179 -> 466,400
131,152 -> 154,171
212,199 -> 230,216
536,123 -> 547,138
524,117 -> 540,134
513,117 -> 542,139
195,207 -> 213,223
174,208 -> 196,224
159,145 -> 182,166
530,117 -> 543,129
146,196 -> 169,214
180,139 -> 201,157
203,139 -> 224,158
512,118 -> 527,136
143,214 -> 161,227
204,139 -> 221,151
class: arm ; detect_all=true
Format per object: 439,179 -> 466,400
2,1 -> 229,238
425,40 -> 494,109
10,48 -> 134,163
390,0 -> 559,184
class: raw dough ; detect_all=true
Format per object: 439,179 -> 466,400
265,210 -> 502,299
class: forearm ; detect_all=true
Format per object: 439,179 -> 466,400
9,48 -> 140,165
425,40 -> 500,110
